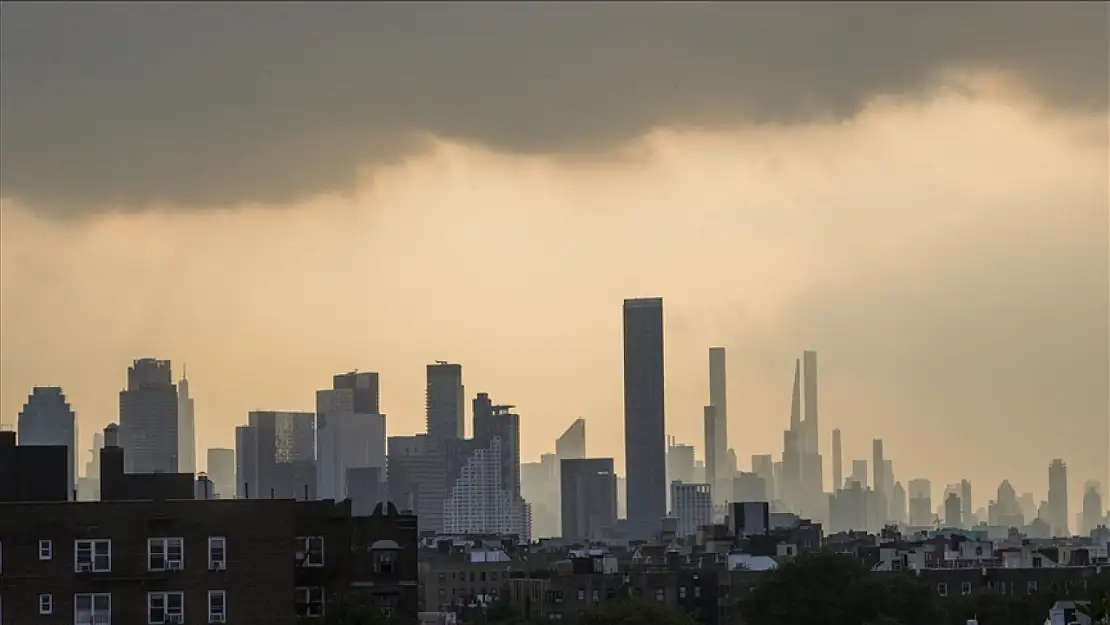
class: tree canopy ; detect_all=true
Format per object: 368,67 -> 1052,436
577,599 -> 699,625
738,550 -> 1110,625
738,551 -> 945,625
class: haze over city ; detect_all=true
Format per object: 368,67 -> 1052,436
1,1 -> 1107,518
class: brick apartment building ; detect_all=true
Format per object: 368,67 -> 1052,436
0,435 -> 418,624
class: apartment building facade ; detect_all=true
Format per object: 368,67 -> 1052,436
0,498 -> 417,624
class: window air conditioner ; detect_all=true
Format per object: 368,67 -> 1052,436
167,560 -> 183,571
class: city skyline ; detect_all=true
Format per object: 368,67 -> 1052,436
3,340 -> 1105,521
0,3 -> 1106,516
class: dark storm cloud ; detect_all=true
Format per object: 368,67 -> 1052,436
1,2 -> 1106,215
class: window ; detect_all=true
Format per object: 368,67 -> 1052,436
208,537 -> 227,571
678,586 -> 687,599
373,550 -> 394,574
576,589 -> 585,601
74,593 -> 111,625
148,591 -> 185,624
1027,581 -> 1038,594
295,587 -> 325,618
38,594 -> 53,615
654,587 -> 665,602
295,536 -> 324,568
694,586 -> 702,598
38,540 -> 52,561
148,537 -> 184,571
936,582 -> 948,596
591,589 -> 599,602
74,539 -> 112,572
961,582 -> 972,596
207,590 -> 226,624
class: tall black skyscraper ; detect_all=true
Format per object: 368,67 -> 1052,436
622,297 -> 667,540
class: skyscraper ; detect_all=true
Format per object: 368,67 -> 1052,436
561,457 -> 618,541
944,491 -> 962,528
781,430 -> 802,512
908,479 -> 933,527
891,481 -> 907,525
708,347 -> 728,507
234,426 -> 257,498
850,459 -> 869,489
667,439 -> 695,485
556,418 -> 586,460
119,358 -> 178,474
443,436 -> 531,540
802,350 -> 819,456
872,440 -> 885,495
960,479 -> 973,524
1048,459 -> 1069,536
426,362 -> 464,444
240,411 -> 316,499
177,369 -> 196,475
703,404 -> 719,504
1082,481 -> 1103,536
670,482 -> 712,538
206,447 -> 235,500
789,359 -> 802,432
17,386 -> 78,500
831,428 -> 843,491
751,454 -> 775,503
316,371 -> 386,501
872,439 -> 886,524
622,297 -> 667,540
386,433 -> 446,533
472,393 -> 522,500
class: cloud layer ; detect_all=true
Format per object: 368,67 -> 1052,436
1,3 -> 1106,214
1,82 -> 1106,504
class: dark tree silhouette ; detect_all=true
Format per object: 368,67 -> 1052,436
737,551 -> 945,625
577,598 -> 699,625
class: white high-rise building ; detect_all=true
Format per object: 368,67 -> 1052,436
443,438 -> 531,540
316,372 -> 386,501
18,386 -> 78,500
671,482 -> 712,538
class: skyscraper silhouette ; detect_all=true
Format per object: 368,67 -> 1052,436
1048,459 -> 1069,536
119,358 -> 178,474
17,386 -> 78,500
622,297 -> 667,540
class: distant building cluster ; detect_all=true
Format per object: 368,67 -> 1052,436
4,296 -> 1109,623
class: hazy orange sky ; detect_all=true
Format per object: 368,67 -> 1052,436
1,3 -> 1106,513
